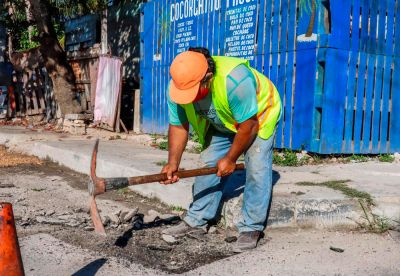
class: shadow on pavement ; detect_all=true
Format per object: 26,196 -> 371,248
72,258 -> 107,276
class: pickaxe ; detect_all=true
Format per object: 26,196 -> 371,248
88,139 -> 245,235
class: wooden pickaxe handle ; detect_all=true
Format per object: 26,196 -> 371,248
88,139 -> 246,236
98,163 -> 245,193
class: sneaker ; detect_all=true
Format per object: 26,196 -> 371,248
233,231 -> 262,253
162,221 -> 207,237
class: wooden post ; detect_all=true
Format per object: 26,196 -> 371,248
133,89 -> 141,133
114,65 -> 123,133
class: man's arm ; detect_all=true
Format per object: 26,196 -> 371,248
216,115 -> 258,177
160,123 -> 189,184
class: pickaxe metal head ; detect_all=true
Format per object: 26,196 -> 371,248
88,139 -> 106,236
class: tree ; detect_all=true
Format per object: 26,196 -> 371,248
299,0 -> 317,38
2,0 -> 108,116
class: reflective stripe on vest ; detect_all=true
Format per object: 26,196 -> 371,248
182,56 -> 281,146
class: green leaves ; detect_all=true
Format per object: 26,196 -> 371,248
298,0 -> 317,17
3,0 -> 112,51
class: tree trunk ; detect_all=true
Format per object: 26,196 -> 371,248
305,0 -> 316,37
28,0 -> 82,116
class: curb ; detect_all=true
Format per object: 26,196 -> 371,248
1,128 -> 397,231
224,195 -> 361,230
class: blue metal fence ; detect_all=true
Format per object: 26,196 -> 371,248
140,0 -> 400,154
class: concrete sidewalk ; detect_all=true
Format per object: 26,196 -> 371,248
1,125 -> 399,229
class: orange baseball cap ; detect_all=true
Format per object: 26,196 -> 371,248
169,51 -> 208,104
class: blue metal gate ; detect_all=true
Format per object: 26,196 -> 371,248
140,0 -> 400,154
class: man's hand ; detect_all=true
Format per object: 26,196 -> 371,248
216,116 -> 258,178
160,123 -> 189,185
216,157 -> 236,177
160,163 -> 179,184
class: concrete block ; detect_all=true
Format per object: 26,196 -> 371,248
295,199 -> 360,228
223,195 -> 296,229
267,197 -> 296,227
223,195 -> 243,229
64,114 -> 92,120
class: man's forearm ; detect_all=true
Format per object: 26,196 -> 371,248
226,117 -> 259,162
168,123 -> 189,166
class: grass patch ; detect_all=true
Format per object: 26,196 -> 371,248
273,150 -> 299,166
170,205 -> 185,212
346,154 -> 369,163
297,180 -> 396,233
116,187 -> 131,195
309,154 -> 323,164
357,200 -> 394,233
150,135 -> 169,151
31,188 -> 46,192
296,180 -> 374,205
157,140 -> 169,151
378,154 -> 395,163
273,150 -> 310,166
154,160 -> 168,166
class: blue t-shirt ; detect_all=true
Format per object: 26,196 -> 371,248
167,64 -> 258,133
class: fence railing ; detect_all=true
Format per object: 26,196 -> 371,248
140,0 -> 400,154
12,67 -> 56,120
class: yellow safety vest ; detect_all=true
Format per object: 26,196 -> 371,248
182,56 -> 281,146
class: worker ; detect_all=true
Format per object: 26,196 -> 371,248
161,47 -> 282,252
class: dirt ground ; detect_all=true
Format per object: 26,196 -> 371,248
1,146 -> 399,275
0,146 -> 237,274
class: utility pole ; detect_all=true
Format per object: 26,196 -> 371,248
101,8 -> 108,54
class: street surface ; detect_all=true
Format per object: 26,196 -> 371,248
1,146 -> 399,275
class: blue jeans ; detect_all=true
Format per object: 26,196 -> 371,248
184,130 -> 275,232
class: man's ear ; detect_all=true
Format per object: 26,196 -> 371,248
205,72 -> 214,82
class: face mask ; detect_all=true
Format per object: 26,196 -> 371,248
193,86 -> 209,102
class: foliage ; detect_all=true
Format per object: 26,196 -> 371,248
273,150 -> 300,166
378,154 -> 395,163
48,0 -> 109,17
157,140 -> 168,151
18,27 -> 40,50
346,154 -> 369,163
357,199 -> 394,233
158,9 -> 171,39
298,0 -> 318,16
2,0 -> 109,51
31,187 -> 46,192
170,205 -> 185,212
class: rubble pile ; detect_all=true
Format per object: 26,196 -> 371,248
62,114 -> 93,135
